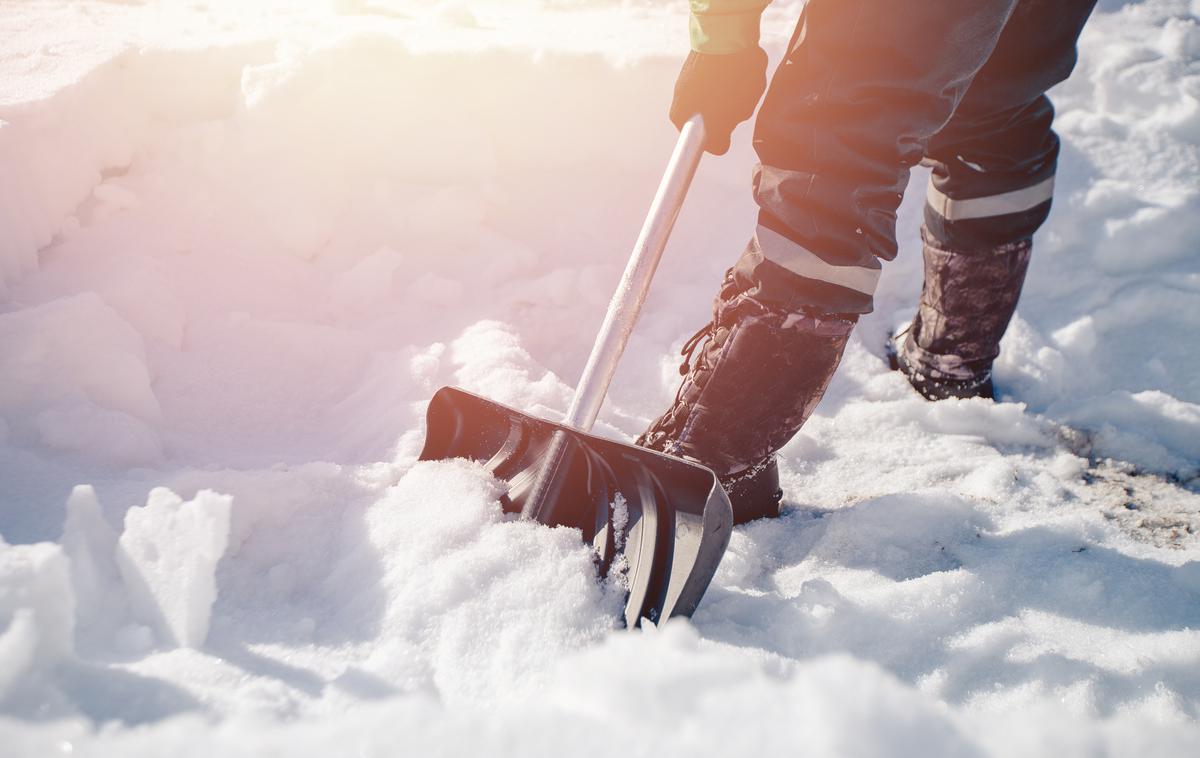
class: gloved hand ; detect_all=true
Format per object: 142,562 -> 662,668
670,48 -> 769,155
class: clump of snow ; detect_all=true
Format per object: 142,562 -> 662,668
334,460 -> 620,702
116,489 -> 232,649
0,293 -> 162,466
59,486 -> 127,653
0,540 -> 74,707
448,321 -> 573,416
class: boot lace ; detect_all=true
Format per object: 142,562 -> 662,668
678,322 -> 713,376
640,321 -> 716,448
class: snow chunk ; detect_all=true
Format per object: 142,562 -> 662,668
1158,16 -> 1200,61
334,459 -> 620,701
0,293 -> 162,465
116,488 -> 233,649
0,540 -> 75,702
1050,315 -> 1098,357
1066,390 -> 1200,476
915,396 -> 1052,449
0,610 -> 39,702
449,321 -> 572,416
60,486 -> 128,651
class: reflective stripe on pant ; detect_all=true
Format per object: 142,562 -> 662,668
742,0 -> 1097,315
924,0 -> 1097,251
908,0 -> 1097,382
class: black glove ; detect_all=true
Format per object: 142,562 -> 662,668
670,48 -> 769,156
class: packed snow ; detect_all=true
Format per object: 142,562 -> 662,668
1,0 -> 1198,755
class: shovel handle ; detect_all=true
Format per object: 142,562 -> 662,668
563,115 -> 706,432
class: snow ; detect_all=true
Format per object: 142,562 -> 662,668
116,488 -> 232,650
0,0 -> 1198,755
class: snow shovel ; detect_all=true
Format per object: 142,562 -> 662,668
420,116 -> 732,627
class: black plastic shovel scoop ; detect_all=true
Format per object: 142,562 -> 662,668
419,117 -> 732,627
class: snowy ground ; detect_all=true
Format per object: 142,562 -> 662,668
1,0 -> 1199,755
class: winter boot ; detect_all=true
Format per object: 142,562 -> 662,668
637,271 -> 856,524
887,327 -> 995,400
889,228 -> 1031,401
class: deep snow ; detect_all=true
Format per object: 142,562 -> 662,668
1,0 -> 1199,755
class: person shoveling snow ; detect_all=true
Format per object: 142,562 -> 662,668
419,0 -> 1100,625
638,0 -> 1100,525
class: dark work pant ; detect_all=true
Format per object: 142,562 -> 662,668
735,0 -> 1098,316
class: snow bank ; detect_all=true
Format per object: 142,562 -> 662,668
0,29 -> 703,490
0,40 -> 264,295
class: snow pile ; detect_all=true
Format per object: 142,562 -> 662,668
329,460 -> 620,702
0,0 -> 1198,755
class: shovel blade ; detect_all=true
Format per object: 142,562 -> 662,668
419,386 -> 733,627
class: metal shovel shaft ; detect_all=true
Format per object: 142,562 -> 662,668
562,116 -> 706,432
